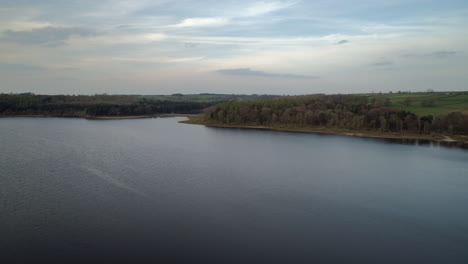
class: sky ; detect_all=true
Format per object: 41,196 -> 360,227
0,0 -> 467,95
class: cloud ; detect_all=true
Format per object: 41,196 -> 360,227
0,21 -> 56,32
429,50 -> 457,58
403,50 -> 458,58
50,77 -> 79,81
172,17 -> 228,28
244,1 -> 297,16
82,0 -> 155,17
370,60 -> 393,67
85,56 -> 204,64
67,33 -> 167,47
60,67 -> 80,71
0,63 -> 46,71
184,42 -> 200,48
216,68 -> 316,79
1,26 -> 97,46
168,1 -> 296,29
1,0 -> 467,95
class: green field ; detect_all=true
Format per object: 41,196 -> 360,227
374,92 -> 468,116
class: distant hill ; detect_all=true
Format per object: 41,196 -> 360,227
140,93 -> 276,103
0,93 -> 275,118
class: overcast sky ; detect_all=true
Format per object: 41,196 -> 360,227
0,0 -> 467,95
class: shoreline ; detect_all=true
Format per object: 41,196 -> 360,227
87,114 -> 197,120
0,114 -> 197,120
181,119 -> 468,148
2,114 -> 467,148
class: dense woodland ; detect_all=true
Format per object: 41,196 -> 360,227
0,93 -> 215,117
202,95 -> 468,135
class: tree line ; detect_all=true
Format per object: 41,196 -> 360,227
202,95 -> 468,135
0,93 -> 213,117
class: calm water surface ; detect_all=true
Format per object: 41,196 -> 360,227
1,117 -> 468,263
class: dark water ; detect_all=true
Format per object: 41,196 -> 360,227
1,117 -> 468,264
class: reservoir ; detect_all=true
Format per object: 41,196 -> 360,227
1,117 -> 467,263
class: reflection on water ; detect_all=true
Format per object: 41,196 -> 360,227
380,137 -> 468,149
208,126 -> 468,150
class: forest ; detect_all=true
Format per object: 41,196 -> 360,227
0,93 -> 218,117
201,94 -> 468,135
2,92 -> 468,136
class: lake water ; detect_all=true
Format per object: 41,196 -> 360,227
1,117 -> 468,263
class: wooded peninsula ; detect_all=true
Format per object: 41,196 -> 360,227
186,92 -> 468,145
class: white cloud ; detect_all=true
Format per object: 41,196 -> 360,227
169,1 -> 297,29
110,56 -> 204,63
172,17 -> 229,28
360,23 -> 428,34
1,26 -> 97,46
0,21 -> 56,32
169,34 -> 330,45
244,1 -> 297,16
82,0 -> 157,17
0,7 -> 57,33
66,33 -> 167,47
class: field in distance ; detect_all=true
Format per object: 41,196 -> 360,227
373,91 -> 468,116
